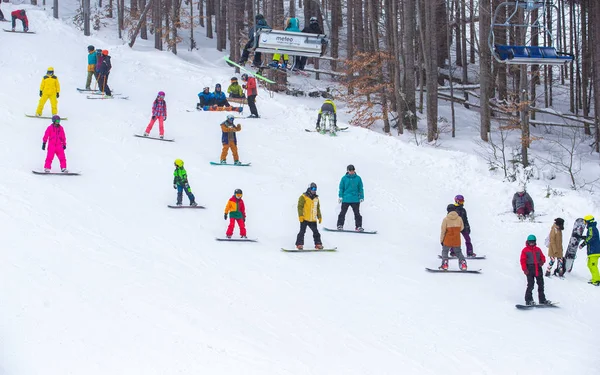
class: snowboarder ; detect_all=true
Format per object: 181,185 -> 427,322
95,49 -> 104,80
42,115 -> 68,173
197,87 -> 214,109
213,84 -> 230,107
296,17 -> 324,70
98,50 -> 112,97
220,114 -> 242,164
11,9 -> 28,32
295,182 -> 323,250
336,164 -> 364,231
144,91 -> 167,138
224,189 -> 247,239
440,204 -> 467,271
86,45 -> 98,90
239,14 -> 272,67
227,77 -> 245,99
241,73 -> 259,118
579,215 -> 600,286
520,234 -> 551,305
35,67 -> 61,117
545,218 -> 565,277
270,17 -> 301,69
452,195 -> 476,257
316,99 -> 337,132
172,159 -> 197,207
512,188 -> 534,219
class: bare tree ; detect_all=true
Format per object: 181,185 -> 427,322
479,0 -> 491,142
83,0 -> 91,35
402,0 -> 417,130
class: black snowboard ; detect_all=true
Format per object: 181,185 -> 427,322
565,218 -> 586,272
515,302 -> 559,310
32,170 -> 80,176
134,134 -> 174,142
167,205 -> 206,209
438,255 -> 486,260
215,237 -> 258,242
324,227 -> 377,234
425,267 -> 481,274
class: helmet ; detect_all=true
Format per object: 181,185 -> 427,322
51,115 -> 61,123
527,234 -> 536,242
447,204 -> 456,213
174,159 -> 184,167
234,188 -> 243,195
347,164 -> 355,171
231,77 -> 238,81
584,215 -> 595,223
454,194 -> 465,204
87,45 -> 95,51
215,83 -> 222,90
47,66 -> 54,72
158,91 -> 165,97
310,16 -> 317,23
255,14 -> 264,21
102,50 -> 109,56
241,73 -> 248,80
226,114 -> 235,122
309,182 -> 317,191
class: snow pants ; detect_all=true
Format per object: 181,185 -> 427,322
525,265 -> 546,303
337,202 -> 362,228
145,116 -> 165,136
44,145 -> 66,169
86,71 -> 98,89
98,73 -> 111,96
247,95 -> 258,117
226,217 -> 246,237
240,40 -> 262,66
176,185 -> 195,205
441,245 -> 465,263
11,16 -> 26,30
295,221 -> 322,246
587,254 -> 600,283
36,94 -> 58,116
516,202 -> 533,216
220,142 -> 239,162
546,257 -> 565,276
461,230 -> 474,256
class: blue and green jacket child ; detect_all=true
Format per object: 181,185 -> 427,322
173,159 -> 197,206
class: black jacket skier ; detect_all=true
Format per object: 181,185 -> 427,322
296,18 -> 324,70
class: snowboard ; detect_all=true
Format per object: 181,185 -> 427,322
25,114 -> 68,120
167,205 -> 206,209
201,105 -> 243,112
515,302 -> 559,310
223,56 -> 276,84
282,247 -> 337,252
134,134 -> 174,142
305,127 -> 348,132
323,227 -> 377,234
3,29 -> 35,33
425,267 -> 481,274
209,161 -> 251,166
565,218 -> 586,272
32,170 -> 80,176
87,91 -> 123,96
86,95 -> 129,100
215,237 -> 258,242
438,255 -> 486,260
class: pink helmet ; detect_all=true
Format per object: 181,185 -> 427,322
158,91 -> 165,97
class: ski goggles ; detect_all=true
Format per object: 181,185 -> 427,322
310,187 -> 317,191
235,193 -> 242,198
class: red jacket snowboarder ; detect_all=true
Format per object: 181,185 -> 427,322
11,9 -> 28,32
520,234 -> 551,306
224,189 -> 247,238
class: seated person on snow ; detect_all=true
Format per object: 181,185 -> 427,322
316,99 -> 338,131
213,84 -> 230,107
197,87 -> 214,109
227,77 -> 245,99
512,188 -> 534,218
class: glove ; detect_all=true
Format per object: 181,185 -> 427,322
338,198 -> 342,203
39,90 -> 42,97
224,213 -> 228,220
360,199 -> 364,203
318,217 -> 322,224
152,116 -> 156,120
243,216 -> 246,222
56,93 -> 59,98
164,116 -> 167,121
299,216 -> 304,222
41,142 -> 46,150
242,84 -> 247,89
173,184 -> 177,189
441,242 -> 444,246
63,145 -> 66,150
579,243 -> 585,249
523,269 -> 529,276
513,210 -> 516,214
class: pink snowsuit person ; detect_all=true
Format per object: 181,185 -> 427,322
42,115 -> 67,172
144,91 -> 167,138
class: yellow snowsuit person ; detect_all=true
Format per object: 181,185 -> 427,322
36,67 -> 61,116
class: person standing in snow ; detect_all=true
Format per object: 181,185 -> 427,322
85,45 -> 98,90
512,188 -> 534,219
545,218 -> 565,277
98,50 -> 112,97
238,14 -> 271,67
241,73 -> 259,118
520,234 -> 551,305
42,115 -> 68,173
11,9 -> 28,32
440,204 -> 467,270
579,215 -> 600,286
144,91 -> 167,139
224,189 -> 247,239
452,195 -> 475,257
336,164 -> 364,231
172,159 -> 197,207
295,182 -> 323,250
35,67 -> 61,117
220,114 -> 242,164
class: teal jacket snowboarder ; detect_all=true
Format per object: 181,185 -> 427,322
338,172 -> 364,203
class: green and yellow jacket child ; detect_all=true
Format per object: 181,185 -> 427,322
172,159 -> 197,206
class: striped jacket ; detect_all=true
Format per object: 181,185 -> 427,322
152,98 -> 167,117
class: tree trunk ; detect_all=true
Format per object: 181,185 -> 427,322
53,0 -> 59,18
520,65 -> 529,166
206,0 -> 213,39
479,0 -> 491,141
129,0 -> 154,47
423,0 -> 439,141
83,0 -> 91,35
403,0 -> 417,130
590,0 -> 600,152
140,0 -> 148,39
154,0 -> 163,50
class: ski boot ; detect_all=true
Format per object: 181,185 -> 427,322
190,202 -> 198,207
539,299 -> 553,305
220,160 -> 227,164
11,28 -> 15,32
226,235 -> 232,239
356,227 -> 364,232
525,300 -> 535,306
241,235 -> 247,239
466,253 -> 477,258
44,168 -> 50,173
234,161 -> 242,165
61,168 -> 68,173
269,61 -> 279,68
176,202 -> 182,206
517,214 -> 525,221
296,245 -> 303,250
315,244 -> 324,250
588,281 -> 600,286
439,260 -> 449,270
337,225 -> 343,230
159,135 -> 164,139
460,260 -> 468,271
24,27 -> 28,32
143,133 -> 149,137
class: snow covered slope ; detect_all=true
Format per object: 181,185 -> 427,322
0,5 -> 598,375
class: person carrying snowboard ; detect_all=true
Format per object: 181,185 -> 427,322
98,50 -> 112,97
545,218 -> 565,277
520,234 -> 552,305
241,73 -> 259,118
579,215 -> 600,286
316,99 -> 337,132
336,164 -> 364,231
452,195 -> 475,257
86,45 -> 98,90
224,189 -> 247,239
172,159 -> 197,207
36,67 -> 61,117
512,188 -> 534,219
295,182 -> 323,250
220,114 -> 242,164
440,204 -> 467,271
42,115 -> 67,173
238,14 -> 271,67
227,77 -> 245,99
144,91 -> 167,139
11,9 -> 28,32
